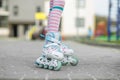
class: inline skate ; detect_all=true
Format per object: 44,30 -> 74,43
43,32 -> 79,66
35,32 -> 64,71
60,43 -> 79,66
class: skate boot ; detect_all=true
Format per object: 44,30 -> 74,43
35,32 -> 64,71
41,33 -> 79,66
60,43 -> 79,66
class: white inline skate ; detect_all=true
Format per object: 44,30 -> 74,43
60,43 -> 79,66
44,32 -> 79,66
35,32 -> 64,71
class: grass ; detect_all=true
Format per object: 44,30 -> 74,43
95,35 -> 120,44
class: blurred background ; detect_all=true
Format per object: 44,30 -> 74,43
0,0 -> 120,44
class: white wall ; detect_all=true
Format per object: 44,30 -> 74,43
62,0 -> 95,37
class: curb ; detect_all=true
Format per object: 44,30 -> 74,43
75,40 -> 120,49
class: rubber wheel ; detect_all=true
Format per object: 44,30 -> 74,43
61,61 -> 68,66
44,65 -> 48,69
70,57 -> 79,66
35,61 -> 39,66
49,66 -> 54,70
54,61 -> 62,71
39,64 -> 44,68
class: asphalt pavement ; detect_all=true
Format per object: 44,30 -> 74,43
0,39 -> 120,80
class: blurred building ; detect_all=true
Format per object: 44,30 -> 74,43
63,0 -> 95,37
0,0 -> 9,26
7,0 -> 96,38
8,0 -> 44,37
0,0 -> 9,37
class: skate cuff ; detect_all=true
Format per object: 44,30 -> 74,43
46,36 -> 61,44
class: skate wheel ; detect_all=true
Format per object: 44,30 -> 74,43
39,64 -> 44,68
70,57 -> 79,66
54,61 -> 62,71
61,61 -> 68,66
44,65 -> 48,69
49,66 -> 54,70
35,61 -> 39,66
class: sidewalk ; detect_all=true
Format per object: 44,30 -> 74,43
0,40 -> 120,80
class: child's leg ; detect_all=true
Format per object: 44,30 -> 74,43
47,0 -> 53,31
45,0 -> 65,44
47,0 -> 78,66
47,0 -> 65,32
50,0 -> 54,9
35,0 -> 65,71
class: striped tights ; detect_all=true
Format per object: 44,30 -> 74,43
47,0 -> 65,32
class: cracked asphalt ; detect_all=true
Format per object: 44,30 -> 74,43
0,39 -> 120,80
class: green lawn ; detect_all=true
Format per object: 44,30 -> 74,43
95,35 -> 120,44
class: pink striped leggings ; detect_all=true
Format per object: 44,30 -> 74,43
47,0 -> 65,32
